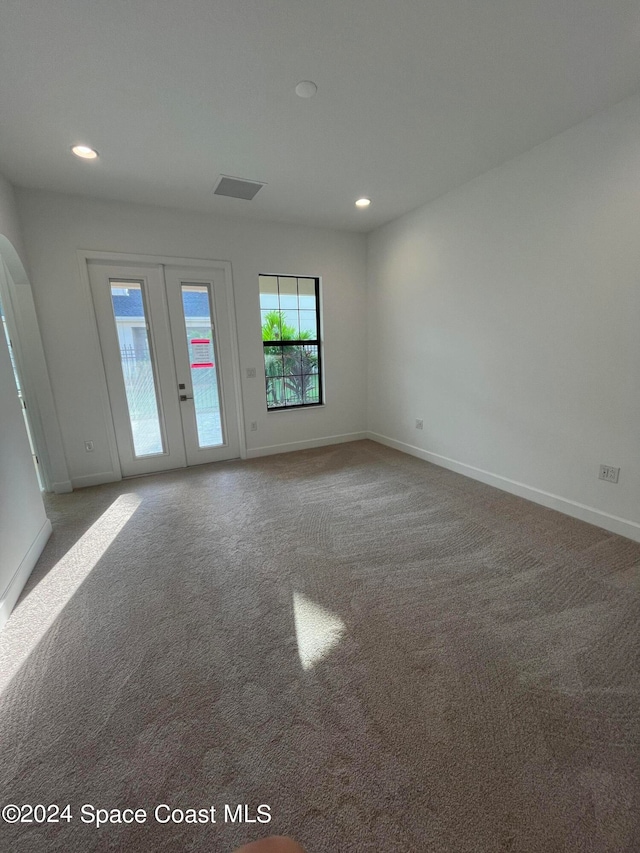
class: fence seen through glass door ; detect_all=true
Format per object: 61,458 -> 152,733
180,284 -> 224,448
110,281 -> 164,457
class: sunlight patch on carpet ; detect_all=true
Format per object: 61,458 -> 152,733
293,591 -> 346,671
0,494 -> 141,693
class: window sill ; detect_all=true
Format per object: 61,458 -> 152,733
266,403 -> 326,413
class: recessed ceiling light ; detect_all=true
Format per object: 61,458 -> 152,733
295,80 -> 317,98
71,145 -> 98,160
355,197 -> 371,208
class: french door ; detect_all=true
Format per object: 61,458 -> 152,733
88,260 -> 241,477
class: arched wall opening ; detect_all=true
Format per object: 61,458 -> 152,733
0,233 -> 70,493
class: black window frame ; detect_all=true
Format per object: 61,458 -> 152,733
260,275 -> 323,411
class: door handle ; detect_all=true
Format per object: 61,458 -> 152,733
179,394 -> 193,401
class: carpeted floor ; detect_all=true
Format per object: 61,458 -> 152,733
1,439 -> 639,852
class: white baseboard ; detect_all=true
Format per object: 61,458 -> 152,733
367,431 -> 640,543
71,471 -> 120,489
51,480 -> 73,494
246,431 -> 368,459
0,518 -> 53,630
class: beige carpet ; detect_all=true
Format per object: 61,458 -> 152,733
1,440 -> 639,852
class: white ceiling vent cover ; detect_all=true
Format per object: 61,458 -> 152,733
213,175 -> 265,200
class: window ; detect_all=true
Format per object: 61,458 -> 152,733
259,275 -> 322,410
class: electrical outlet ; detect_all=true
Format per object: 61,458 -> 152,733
84,440 -> 94,452
415,419 -> 423,430
598,465 -> 620,483
250,421 -> 258,431
246,367 -> 257,378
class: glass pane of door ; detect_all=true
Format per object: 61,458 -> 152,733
110,281 -> 164,456
181,284 -> 224,448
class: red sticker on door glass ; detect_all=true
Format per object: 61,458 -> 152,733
191,339 -> 214,368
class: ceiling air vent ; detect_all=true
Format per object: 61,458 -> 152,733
213,175 -> 265,200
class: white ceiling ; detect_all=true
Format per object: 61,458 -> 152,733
1,0 -> 640,233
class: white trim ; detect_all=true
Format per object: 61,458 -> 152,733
79,250 -> 233,268
51,480 -> 73,494
367,432 -> 640,543
223,261 -> 248,460
0,259 -> 47,489
75,252 -> 122,484
71,472 -> 121,489
0,518 -> 52,630
246,431 -> 367,459
0,254 -> 70,493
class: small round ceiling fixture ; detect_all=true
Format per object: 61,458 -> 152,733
295,80 -> 317,98
355,197 -> 371,208
71,145 -> 98,160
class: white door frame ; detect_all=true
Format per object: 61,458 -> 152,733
0,248 -> 71,493
77,250 -> 247,482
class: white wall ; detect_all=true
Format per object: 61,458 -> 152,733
0,174 -> 51,629
367,94 -> 640,539
0,174 -> 29,267
16,190 -> 367,485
